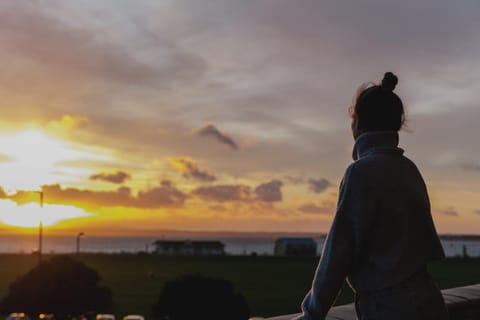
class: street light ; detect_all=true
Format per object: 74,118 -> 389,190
76,232 -> 85,255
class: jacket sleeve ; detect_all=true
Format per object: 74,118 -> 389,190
292,163 -> 376,320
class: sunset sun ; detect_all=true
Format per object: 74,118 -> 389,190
0,200 -> 89,228
0,128 -> 112,191
0,128 -> 109,228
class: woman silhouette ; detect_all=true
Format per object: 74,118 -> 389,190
293,73 -> 448,320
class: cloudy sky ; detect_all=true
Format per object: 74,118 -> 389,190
0,0 -> 479,235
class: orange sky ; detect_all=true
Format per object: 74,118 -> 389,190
0,1 -> 479,235
0,120 -> 478,235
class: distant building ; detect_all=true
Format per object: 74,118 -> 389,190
152,240 -> 225,256
274,237 -> 317,256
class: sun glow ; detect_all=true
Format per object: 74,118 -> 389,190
0,128 -> 111,190
0,128 -> 114,229
0,199 -> 90,228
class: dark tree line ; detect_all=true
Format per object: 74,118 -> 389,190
0,256 -> 112,318
1,257 -> 251,320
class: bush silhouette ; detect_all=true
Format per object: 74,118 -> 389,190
151,275 -> 250,320
0,256 -> 112,318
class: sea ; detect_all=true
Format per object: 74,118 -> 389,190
0,234 -> 479,257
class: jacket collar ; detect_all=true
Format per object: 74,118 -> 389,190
352,131 -> 404,160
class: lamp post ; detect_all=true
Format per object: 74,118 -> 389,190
37,191 -> 44,264
76,232 -> 85,255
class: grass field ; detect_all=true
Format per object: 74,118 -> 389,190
0,254 -> 479,318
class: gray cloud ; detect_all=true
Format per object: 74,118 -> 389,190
90,171 -> 131,184
0,2 -> 206,87
308,178 -> 333,194
461,163 -> 480,172
3,0 -> 476,169
190,179 -> 284,203
190,184 -> 251,202
254,179 -> 283,202
195,123 -> 239,150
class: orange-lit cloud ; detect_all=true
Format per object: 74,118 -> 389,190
47,115 -> 88,131
283,175 -> 305,184
168,157 -> 217,182
7,181 -> 188,210
254,179 -> 283,202
297,188 -> 338,215
298,202 -> 335,215
0,187 -> 7,198
208,204 -> 227,212
308,178 -> 333,193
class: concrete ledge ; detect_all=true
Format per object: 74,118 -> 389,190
266,283 -> 480,320
443,284 -> 480,320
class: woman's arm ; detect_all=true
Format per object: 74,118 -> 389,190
292,163 -> 375,319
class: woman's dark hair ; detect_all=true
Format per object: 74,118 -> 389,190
350,72 -> 405,132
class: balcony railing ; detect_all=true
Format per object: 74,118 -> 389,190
266,283 -> 480,320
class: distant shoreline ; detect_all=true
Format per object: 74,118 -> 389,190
0,233 -> 478,256
2,230 -> 480,240
439,234 -> 480,241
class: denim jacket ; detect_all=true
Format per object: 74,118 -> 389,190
293,131 -> 445,320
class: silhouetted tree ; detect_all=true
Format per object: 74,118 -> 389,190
151,275 -> 250,320
0,256 -> 112,318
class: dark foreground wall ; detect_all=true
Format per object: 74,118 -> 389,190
267,284 -> 480,320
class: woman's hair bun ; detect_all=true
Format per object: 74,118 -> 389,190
381,72 -> 398,92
